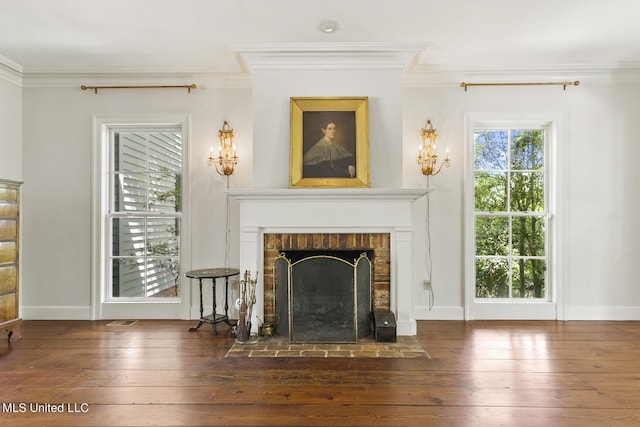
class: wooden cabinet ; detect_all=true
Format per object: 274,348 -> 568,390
0,179 -> 21,342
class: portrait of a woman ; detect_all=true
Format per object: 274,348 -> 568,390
302,111 -> 356,179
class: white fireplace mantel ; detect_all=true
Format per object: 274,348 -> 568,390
226,187 -> 429,201
226,187 -> 430,336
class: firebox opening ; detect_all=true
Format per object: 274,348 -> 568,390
275,250 -> 373,343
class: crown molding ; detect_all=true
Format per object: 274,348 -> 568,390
404,63 -> 640,87
230,42 -> 430,71
21,72 -> 252,89
21,62 -> 245,75
0,54 -> 23,86
9,56 -> 640,90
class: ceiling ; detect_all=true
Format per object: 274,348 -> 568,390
1,0 -> 639,75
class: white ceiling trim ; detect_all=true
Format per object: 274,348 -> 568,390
18,67 -> 640,91
230,42 -> 430,71
0,53 -> 23,86
12,57 -> 640,90
21,72 -> 252,89
404,63 -> 640,87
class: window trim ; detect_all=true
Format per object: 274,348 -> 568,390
91,114 -> 192,320
464,111 -> 567,320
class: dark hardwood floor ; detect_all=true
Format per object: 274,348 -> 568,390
1,319 -> 639,426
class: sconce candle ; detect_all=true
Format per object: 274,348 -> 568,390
417,119 -> 451,176
208,121 -> 238,175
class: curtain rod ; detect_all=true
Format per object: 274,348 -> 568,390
81,84 -> 197,94
460,81 -> 580,91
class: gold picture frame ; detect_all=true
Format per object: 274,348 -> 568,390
289,97 -> 369,188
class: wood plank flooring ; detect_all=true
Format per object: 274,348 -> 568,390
1,320 -> 639,426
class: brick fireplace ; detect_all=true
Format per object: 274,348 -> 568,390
263,232 -> 391,325
227,188 -> 428,336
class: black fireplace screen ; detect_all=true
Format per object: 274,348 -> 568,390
274,250 -> 372,343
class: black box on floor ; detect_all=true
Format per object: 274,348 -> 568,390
372,310 -> 397,343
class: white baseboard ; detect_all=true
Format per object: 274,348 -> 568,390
415,304 -> 640,321
564,306 -> 640,320
23,304 -> 639,322
413,305 -> 465,320
396,320 -> 417,336
22,306 -> 91,320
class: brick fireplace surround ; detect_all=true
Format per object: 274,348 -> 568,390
262,232 -> 391,324
227,188 -> 429,336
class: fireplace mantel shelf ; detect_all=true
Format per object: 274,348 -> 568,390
226,188 -> 431,201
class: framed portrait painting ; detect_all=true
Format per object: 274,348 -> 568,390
289,97 -> 369,188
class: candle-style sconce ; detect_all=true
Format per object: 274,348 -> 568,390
208,121 -> 238,175
417,119 -> 450,176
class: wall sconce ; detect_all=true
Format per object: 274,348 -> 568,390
208,121 -> 238,175
417,119 -> 450,176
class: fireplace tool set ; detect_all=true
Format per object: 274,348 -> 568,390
234,270 -> 258,343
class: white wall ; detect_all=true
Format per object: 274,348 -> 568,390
251,69 -> 404,188
0,77 -> 22,181
15,72 -> 640,321
405,79 -> 640,320
564,81 -> 640,318
21,83 -> 252,318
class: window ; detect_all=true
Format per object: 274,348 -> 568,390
109,128 -> 182,299
473,127 -> 548,300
